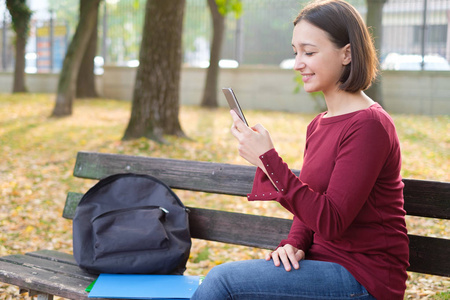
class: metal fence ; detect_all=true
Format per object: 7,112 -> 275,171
0,0 -> 449,73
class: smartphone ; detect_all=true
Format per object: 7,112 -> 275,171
222,87 -> 248,126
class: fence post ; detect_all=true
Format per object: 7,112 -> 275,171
235,16 -> 244,64
102,1 -> 107,63
2,12 -> 6,71
49,10 -> 54,73
446,10 -> 450,62
420,0 -> 428,70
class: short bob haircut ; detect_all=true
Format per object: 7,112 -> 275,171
294,0 -> 378,92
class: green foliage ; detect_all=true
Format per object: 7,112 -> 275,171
434,292 -> 449,300
6,0 -> 32,36
184,1 -> 210,53
48,0 -> 145,62
103,0 -> 145,62
216,0 -> 242,18
193,247 -> 210,263
133,0 -> 141,10
47,0 -> 79,37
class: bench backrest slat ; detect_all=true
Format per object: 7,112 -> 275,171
402,179 -> 450,219
74,151 -> 258,196
74,151 -> 449,219
64,193 -> 449,277
64,192 -> 290,249
408,235 -> 450,277
188,207 -> 292,249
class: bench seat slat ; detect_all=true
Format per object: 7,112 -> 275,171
73,152 -> 450,219
0,259 -> 92,300
26,250 -> 78,266
0,253 -> 94,281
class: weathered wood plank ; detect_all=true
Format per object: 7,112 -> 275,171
0,254 -> 94,281
62,193 -> 450,277
408,235 -> 450,277
188,208 -> 450,277
188,207 -> 292,250
63,193 -> 83,220
73,151 -> 259,196
73,151 -> 449,219
0,260 -> 93,300
64,193 -> 291,249
402,179 -> 450,219
26,250 -> 78,266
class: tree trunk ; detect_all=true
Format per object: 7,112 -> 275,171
123,0 -> 186,141
12,24 -> 27,93
76,0 -> 99,98
51,0 -> 101,117
6,0 -> 32,93
365,0 -> 386,106
201,0 -> 225,108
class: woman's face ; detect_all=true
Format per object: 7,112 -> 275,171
291,20 -> 350,95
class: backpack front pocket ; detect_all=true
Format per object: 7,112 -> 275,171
92,206 -> 169,259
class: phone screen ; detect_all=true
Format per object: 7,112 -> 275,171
222,87 -> 248,126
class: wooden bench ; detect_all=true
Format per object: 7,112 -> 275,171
0,151 -> 448,299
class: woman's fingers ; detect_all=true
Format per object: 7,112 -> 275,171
267,245 -> 304,272
230,110 -> 247,132
278,248 -> 294,271
285,246 -> 300,270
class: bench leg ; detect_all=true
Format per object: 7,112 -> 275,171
37,294 -> 54,300
20,289 -> 54,300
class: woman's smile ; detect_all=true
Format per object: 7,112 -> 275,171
301,73 -> 315,83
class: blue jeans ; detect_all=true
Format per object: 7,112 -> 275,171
191,259 -> 376,299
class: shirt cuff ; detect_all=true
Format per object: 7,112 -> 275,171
259,149 -> 287,193
247,149 -> 285,201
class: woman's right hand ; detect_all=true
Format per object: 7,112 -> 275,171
266,244 -> 305,272
230,110 -> 274,170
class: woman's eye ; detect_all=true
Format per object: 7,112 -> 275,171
305,52 -> 314,56
293,52 -> 298,56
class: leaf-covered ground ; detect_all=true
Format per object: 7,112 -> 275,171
0,94 -> 448,299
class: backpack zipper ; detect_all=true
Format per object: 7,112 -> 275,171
91,205 -> 168,223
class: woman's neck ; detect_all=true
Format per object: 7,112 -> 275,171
323,90 -> 375,118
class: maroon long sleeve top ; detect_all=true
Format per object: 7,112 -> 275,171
248,104 -> 409,299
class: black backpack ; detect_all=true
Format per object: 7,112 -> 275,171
73,173 -> 191,275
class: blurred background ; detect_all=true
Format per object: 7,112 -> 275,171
0,0 -> 449,73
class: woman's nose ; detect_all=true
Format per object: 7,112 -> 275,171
294,56 -> 305,71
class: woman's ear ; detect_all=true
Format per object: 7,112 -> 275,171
342,43 -> 351,66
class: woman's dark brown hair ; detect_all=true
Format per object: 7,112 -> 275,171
294,0 -> 378,92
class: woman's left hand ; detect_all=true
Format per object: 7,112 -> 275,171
266,244 -> 305,272
230,110 -> 275,169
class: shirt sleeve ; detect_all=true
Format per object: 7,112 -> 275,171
278,216 -> 314,252
248,119 -> 391,241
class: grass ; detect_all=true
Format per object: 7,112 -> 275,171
0,93 -> 448,299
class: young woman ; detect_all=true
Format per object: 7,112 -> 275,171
191,1 -> 409,299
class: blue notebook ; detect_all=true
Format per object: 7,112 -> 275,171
88,274 -> 201,299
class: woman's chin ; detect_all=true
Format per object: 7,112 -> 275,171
303,86 -> 319,94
